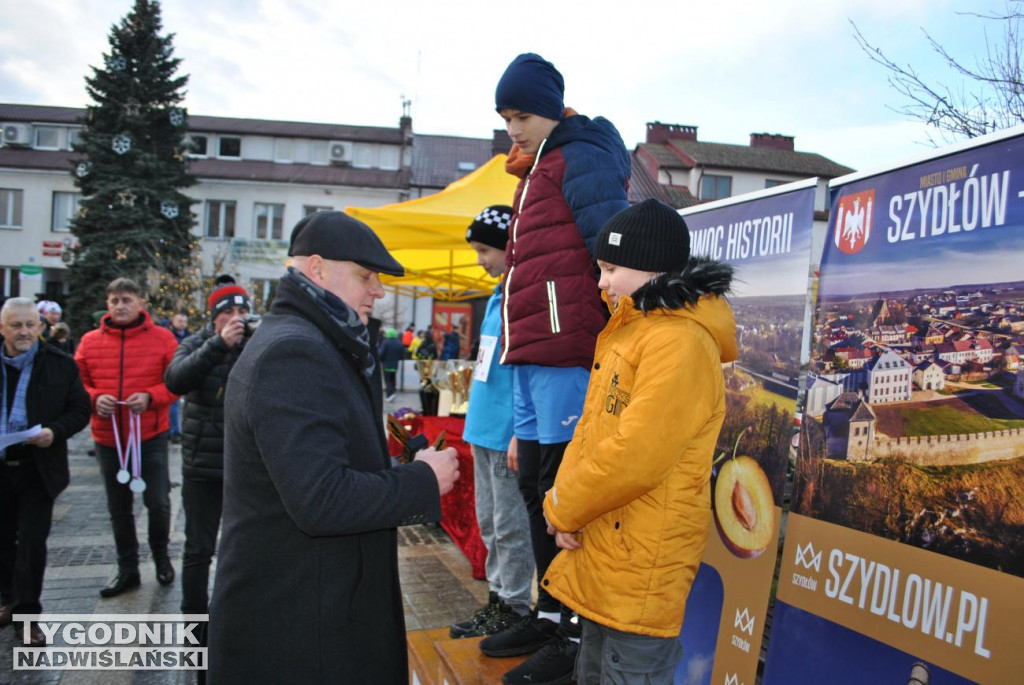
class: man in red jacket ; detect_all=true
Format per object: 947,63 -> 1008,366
75,278 -> 179,598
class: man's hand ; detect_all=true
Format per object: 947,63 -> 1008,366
219,316 -> 246,348
95,394 -> 117,418
415,446 -> 460,496
125,392 -> 151,414
507,435 -> 518,472
25,428 -> 54,448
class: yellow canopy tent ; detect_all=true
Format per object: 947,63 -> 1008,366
346,155 -> 519,301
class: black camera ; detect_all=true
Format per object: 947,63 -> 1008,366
242,314 -> 262,337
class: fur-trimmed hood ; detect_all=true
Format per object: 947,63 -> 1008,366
604,255 -> 738,366
631,255 -> 735,314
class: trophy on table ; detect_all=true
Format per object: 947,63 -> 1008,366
432,362 -> 455,418
447,362 -> 476,417
416,360 -> 440,416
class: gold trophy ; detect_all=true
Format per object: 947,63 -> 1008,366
416,360 -> 440,416
449,363 -> 476,416
416,360 -> 436,388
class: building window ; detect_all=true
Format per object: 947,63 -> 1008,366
206,200 -> 236,239
303,205 -> 332,216
34,127 -> 60,149
310,140 -> 328,165
188,134 -> 209,156
0,189 -> 24,228
254,203 -> 284,240
765,179 -> 787,189
378,145 -> 400,170
274,139 -> 293,162
700,174 -> 732,201
353,143 -> 376,169
218,136 -> 242,158
52,192 -> 82,232
67,128 -> 83,150
249,278 -> 278,314
0,267 -> 20,297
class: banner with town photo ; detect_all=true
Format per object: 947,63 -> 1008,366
763,126 -> 1024,684
675,179 -> 817,685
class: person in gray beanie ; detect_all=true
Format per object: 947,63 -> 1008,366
543,198 -> 737,684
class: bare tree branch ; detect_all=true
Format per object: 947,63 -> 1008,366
851,1 -> 1023,145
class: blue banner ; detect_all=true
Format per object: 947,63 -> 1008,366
676,181 -> 817,685
765,126 -> 1024,684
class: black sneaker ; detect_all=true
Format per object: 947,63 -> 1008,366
481,602 -> 519,635
502,633 -> 577,685
479,613 -> 558,658
450,591 -> 501,639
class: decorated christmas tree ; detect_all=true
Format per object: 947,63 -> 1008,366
67,0 -> 197,334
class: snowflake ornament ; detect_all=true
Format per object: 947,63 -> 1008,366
160,201 -> 179,219
112,133 -> 132,155
168,108 -> 185,127
75,162 -> 90,178
107,54 -> 127,71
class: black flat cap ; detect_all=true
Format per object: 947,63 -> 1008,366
288,211 -> 404,277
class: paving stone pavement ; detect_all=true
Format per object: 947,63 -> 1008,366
1,388 -> 488,684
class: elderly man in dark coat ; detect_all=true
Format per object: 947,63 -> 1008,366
0,297 -> 91,646
208,211 -> 460,684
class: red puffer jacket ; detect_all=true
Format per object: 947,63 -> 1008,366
75,310 -> 179,447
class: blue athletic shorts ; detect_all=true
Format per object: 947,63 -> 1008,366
512,364 -> 590,444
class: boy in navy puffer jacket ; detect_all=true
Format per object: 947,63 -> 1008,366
479,52 -> 631,685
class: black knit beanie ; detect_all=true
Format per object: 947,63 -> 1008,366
465,205 -> 513,250
594,199 -> 691,272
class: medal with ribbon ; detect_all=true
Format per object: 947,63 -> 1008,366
110,402 -> 146,492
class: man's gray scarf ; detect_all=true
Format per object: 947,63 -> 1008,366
283,267 -> 376,379
1,341 -> 38,459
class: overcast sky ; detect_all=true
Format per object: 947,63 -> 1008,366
0,0 -> 1014,174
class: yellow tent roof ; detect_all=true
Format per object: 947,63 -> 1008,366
347,154 -> 518,301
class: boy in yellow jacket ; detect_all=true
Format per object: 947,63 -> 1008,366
541,199 -> 737,684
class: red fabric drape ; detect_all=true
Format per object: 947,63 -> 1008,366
389,415 -> 486,580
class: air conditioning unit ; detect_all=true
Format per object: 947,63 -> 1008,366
2,123 -> 31,146
328,140 -> 353,165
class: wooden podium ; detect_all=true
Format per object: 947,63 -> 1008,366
408,628 -> 528,685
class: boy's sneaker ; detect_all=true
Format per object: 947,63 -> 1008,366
450,591 -> 501,639
481,602 -> 519,635
501,632 -> 578,685
479,613 -> 558,657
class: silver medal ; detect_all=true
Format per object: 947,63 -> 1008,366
117,469 -> 131,484
130,478 -> 147,493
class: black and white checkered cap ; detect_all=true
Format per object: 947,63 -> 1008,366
465,205 -> 513,250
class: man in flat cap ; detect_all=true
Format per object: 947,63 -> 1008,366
208,211 -> 461,684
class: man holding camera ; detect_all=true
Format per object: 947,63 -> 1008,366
164,281 -> 253,618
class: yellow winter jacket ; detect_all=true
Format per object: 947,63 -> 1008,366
542,259 -> 737,637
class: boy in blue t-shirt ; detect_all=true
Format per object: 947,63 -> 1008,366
451,205 -> 535,639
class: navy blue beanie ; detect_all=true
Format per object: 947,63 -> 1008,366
495,53 -> 565,120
